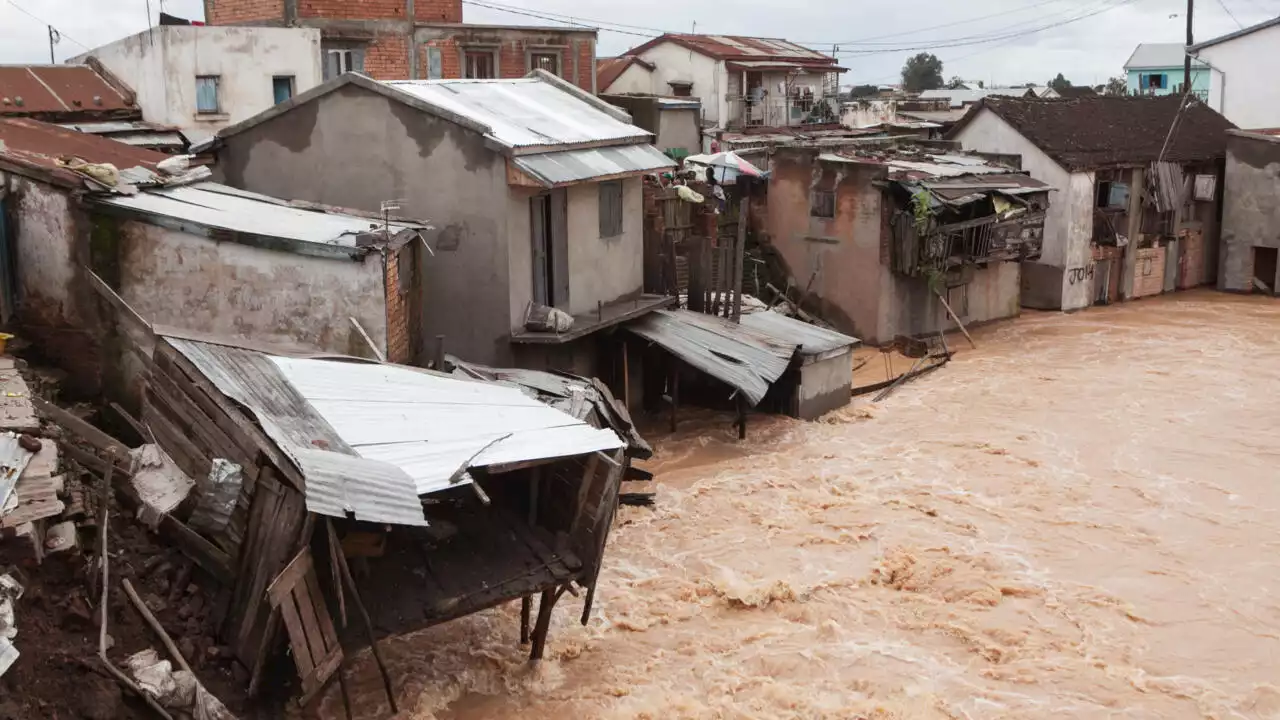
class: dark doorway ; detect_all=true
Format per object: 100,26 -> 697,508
530,191 -> 569,308
1253,247 -> 1278,294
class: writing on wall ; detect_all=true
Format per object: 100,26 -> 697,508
1067,264 -> 1096,285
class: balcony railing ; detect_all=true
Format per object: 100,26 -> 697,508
726,95 -> 837,129
892,211 -> 1046,277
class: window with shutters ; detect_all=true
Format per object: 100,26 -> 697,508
195,76 -> 221,114
272,76 -> 295,104
599,181 -> 624,238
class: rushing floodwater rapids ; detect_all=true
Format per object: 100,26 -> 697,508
327,290 -> 1280,719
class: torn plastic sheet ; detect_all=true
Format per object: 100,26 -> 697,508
130,445 -> 195,527
126,649 -> 237,720
0,573 -> 24,678
188,459 -> 241,536
0,433 -> 35,520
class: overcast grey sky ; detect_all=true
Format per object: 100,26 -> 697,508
2,0 -> 1278,87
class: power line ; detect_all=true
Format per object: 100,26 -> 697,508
461,0 -> 660,38
1211,0 -> 1246,27
4,0 -> 92,52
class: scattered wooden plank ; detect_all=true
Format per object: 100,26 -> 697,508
348,317 -> 386,362
267,546 -> 345,706
934,289 -> 977,349
31,397 -> 130,457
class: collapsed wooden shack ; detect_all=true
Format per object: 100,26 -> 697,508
137,333 -> 633,706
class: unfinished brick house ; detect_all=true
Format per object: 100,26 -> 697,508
202,0 -> 597,92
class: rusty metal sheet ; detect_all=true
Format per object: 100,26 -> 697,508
0,66 -> 132,116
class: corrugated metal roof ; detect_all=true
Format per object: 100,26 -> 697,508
636,34 -> 837,64
167,339 -> 624,526
0,116 -> 165,185
384,78 -> 652,149
0,65 -> 133,116
92,182 -> 425,248
739,311 -> 859,357
626,309 -> 799,405
919,88 -> 1032,108
269,356 -> 624,495
513,143 -> 674,185
1124,43 -> 1206,69
57,121 -> 186,149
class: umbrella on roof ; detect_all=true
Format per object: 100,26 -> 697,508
684,151 -> 767,184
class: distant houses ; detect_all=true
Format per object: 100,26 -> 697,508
1123,43 -> 1210,99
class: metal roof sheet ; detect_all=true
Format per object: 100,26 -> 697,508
0,65 -> 133,116
92,182 -> 425,248
513,143 -> 675,185
739,311 -> 860,357
626,309 -> 799,405
639,34 -> 837,63
1190,15 -> 1280,51
0,116 -> 165,185
269,356 -> 625,495
383,78 -> 652,148
166,339 -> 624,526
1124,43 -> 1206,69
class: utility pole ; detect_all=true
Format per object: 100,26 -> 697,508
1184,0 -> 1194,94
47,26 -> 58,64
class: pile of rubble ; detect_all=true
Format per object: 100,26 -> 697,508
0,356 -> 247,719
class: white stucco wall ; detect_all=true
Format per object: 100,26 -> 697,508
657,108 -> 701,153
601,63 -> 654,95
634,42 -> 723,125
1195,24 -> 1280,130
115,221 -> 388,357
565,178 -> 644,315
76,26 -> 322,142
951,109 -> 1095,310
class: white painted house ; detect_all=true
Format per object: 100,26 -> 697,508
73,25 -> 322,143
1189,16 -> 1280,130
604,34 -> 844,132
949,95 -> 1233,312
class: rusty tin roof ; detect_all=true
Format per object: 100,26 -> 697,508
0,65 -> 136,120
626,34 -> 840,68
0,117 -> 165,187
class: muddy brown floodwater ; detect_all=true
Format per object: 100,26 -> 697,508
329,290 -> 1280,719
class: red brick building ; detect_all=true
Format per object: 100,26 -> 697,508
203,0 -> 597,92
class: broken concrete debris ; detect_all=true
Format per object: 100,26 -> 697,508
0,572 -> 21,678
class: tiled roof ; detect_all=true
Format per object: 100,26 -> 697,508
950,95 -> 1236,170
596,56 -> 653,91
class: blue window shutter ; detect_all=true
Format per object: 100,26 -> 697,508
196,76 -> 219,113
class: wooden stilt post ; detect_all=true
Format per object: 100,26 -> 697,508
737,394 -> 748,440
327,520 -> 398,714
529,587 -> 558,662
520,597 -> 532,645
669,360 -> 679,433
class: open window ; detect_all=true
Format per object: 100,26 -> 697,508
1096,180 -> 1129,209
529,51 -> 560,76
464,49 -> 496,79
323,45 -> 365,81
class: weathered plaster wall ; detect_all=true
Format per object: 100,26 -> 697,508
77,26 -> 323,143
1220,132 -> 1280,291
952,109 -> 1093,310
656,108 -> 701,154
110,219 -> 387,356
882,262 -> 1022,340
216,83 -> 511,365
507,187 -> 535,330
601,63 -> 653,95
634,42 -> 723,125
765,152 -> 885,341
564,178 -> 644,316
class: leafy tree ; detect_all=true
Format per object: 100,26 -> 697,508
947,76 -> 968,90
1103,75 -> 1128,96
977,80 -> 985,89
1048,72 -> 1072,91
901,53 -> 944,93
848,84 -> 880,98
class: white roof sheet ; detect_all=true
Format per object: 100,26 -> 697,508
269,357 -> 625,496
167,338 -> 623,526
513,143 -> 674,185
384,78 -> 652,149
94,182 -> 424,248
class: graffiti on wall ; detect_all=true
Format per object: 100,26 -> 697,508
1067,264 -> 1096,286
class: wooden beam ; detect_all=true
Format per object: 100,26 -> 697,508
32,397 -> 131,457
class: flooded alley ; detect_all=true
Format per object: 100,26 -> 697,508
332,291 -> 1280,720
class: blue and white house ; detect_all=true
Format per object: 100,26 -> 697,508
1124,43 -> 1210,99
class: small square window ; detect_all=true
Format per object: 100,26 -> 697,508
195,76 -> 220,114
810,190 -> 835,218
272,76 -> 295,104
530,52 -> 560,76
464,50 -> 495,79
599,181 -> 624,238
